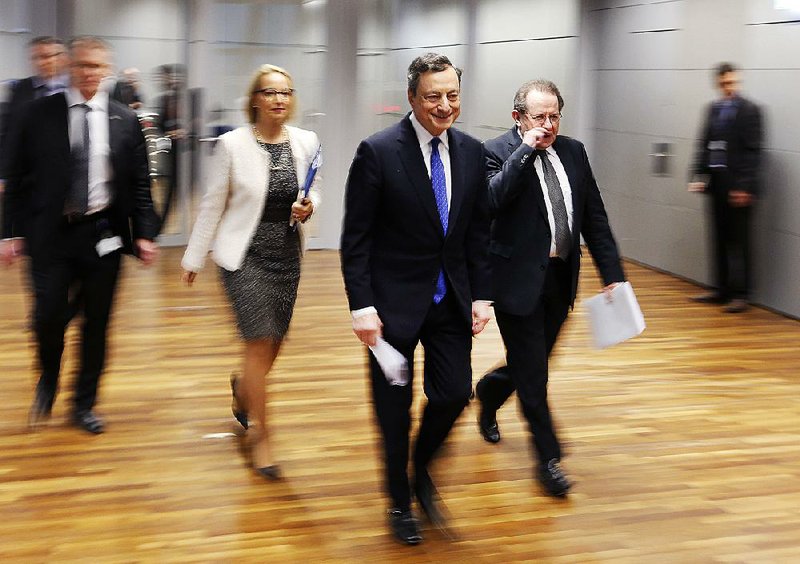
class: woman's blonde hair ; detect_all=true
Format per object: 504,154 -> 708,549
246,64 -> 295,124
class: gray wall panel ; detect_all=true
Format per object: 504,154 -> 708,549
471,39 -> 579,136
475,0 -> 579,42
587,0 -> 800,317
72,0 -> 183,40
752,229 -> 800,316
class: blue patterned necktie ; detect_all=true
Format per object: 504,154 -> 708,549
430,137 -> 448,303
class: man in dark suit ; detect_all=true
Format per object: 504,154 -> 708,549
474,79 -> 625,497
0,36 -> 160,435
0,37 -> 69,197
341,53 -> 491,545
689,62 -> 762,313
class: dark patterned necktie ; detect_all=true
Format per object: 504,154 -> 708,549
430,137 -> 448,303
65,104 -> 91,216
537,150 -> 571,260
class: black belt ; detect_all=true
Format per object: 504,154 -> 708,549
62,210 -> 108,226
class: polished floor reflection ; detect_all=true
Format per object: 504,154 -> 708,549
1,248 -> 798,561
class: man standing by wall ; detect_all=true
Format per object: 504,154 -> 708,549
689,62 -> 763,313
1,36 -> 160,435
341,53 -> 491,545
474,79 -> 625,498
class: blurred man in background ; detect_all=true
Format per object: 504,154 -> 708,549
111,67 -> 144,110
1,36 -> 160,435
0,36 -> 69,197
689,62 -> 763,313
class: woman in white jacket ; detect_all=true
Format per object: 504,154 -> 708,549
181,64 -> 321,480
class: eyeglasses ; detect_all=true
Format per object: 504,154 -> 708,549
525,113 -> 562,126
254,88 -> 295,100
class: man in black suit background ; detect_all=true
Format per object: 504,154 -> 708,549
689,62 -> 763,314
341,53 -> 491,545
0,36 -> 160,435
474,79 -> 625,497
0,37 -> 69,197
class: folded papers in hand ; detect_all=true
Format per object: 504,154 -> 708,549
583,281 -> 645,349
369,337 -> 409,386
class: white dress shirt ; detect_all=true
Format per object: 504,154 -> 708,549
65,88 -> 112,214
409,112 -> 452,206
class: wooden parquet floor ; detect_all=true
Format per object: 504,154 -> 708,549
1,248 -> 799,563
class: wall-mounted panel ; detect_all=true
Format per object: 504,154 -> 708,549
72,0 -> 184,40
389,0 -> 468,49
475,0 -> 579,43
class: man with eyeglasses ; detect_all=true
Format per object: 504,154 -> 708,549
688,63 -> 762,314
341,52 -> 491,545
474,79 -> 625,498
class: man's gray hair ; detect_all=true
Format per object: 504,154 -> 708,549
513,79 -> 564,114
407,52 -> 462,95
68,35 -> 112,54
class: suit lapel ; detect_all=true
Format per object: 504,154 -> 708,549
49,94 -> 71,171
553,137 -> 579,218
509,128 -> 548,221
397,117 -> 443,235
108,101 -> 125,163
446,129 -> 465,238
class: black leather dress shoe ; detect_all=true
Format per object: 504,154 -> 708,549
537,458 -> 571,497
414,472 -> 453,538
387,509 -> 422,545
478,407 -> 501,444
255,464 -> 282,481
28,389 -> 54,430
690,292 -> 729,304
72,410 -> 105,434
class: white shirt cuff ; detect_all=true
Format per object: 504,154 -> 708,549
351,306 -> 378,319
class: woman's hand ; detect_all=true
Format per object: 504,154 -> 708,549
182,270 -> 197,286
291,197 -> 314,223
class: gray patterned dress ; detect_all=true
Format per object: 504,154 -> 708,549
220,138 -> 301,340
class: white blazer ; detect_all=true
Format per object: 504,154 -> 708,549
181,125 -> 322,272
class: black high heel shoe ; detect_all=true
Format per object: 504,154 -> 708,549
255,464 -> 282,481
230,373 -> 249,430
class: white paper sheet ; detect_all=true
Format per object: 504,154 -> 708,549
583,281 -> 646,349
369,337 -> 409,386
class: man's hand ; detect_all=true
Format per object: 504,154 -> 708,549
521,126 -> 552,149
601,281 -> 622,302
0,238 -> 24,266
291,197 -> 314,223
182,270 -> 197,286
687,182 -> 706,193
135,238 -> 159,266
471,301 -> 492,336
729,190 -> 754,207
353,312 -> 382,347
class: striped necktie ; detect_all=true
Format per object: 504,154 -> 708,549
537,150 -> 571,260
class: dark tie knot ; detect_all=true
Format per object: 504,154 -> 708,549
431,137 -> 441,149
